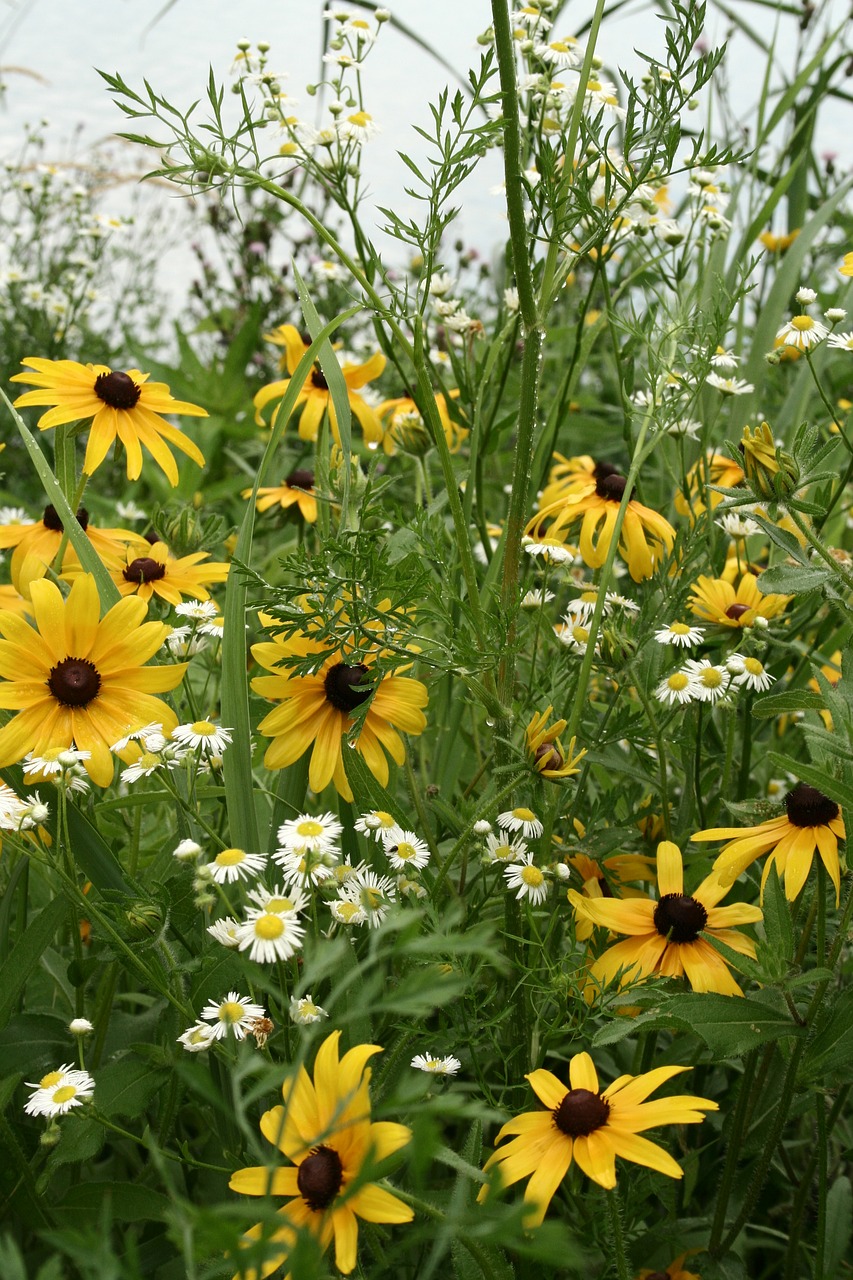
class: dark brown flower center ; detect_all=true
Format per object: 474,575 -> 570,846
310,365 -> 329,391
296,1145 -> 343,1210
323,662 -> 373,712
554,1088 -> 610,1137
593,460 -> 621,482
123,557 -> 166,585
94,370 -> 141,410
645,1272 -> 672,1280
534,742 -> 564,771
785,782 -> 839,828
595,472 -> 627,501
48,658 -> 101,708
725,603 -> 751,621
286,468 -> 315,490
653,893 -> 708,943
42,504 -> 89,533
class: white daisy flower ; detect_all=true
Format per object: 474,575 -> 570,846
321,50 -> 364,69
710,347 -> 739,369
717,511 -> 760,538
666,419 -> 702,440
520,588 -> 555,609
555,620 -> 594,654
329,897 -> 368,926
273,846 -> 340,885
24,1064 -> 95,1116
68,1018 -> 94,1035
654,622 -> 704,647
164,625 -> 192,652
337,110 -> 380,143
504,286 -> 520,311
198,615 -> 224,640
512,6 -> 553,31
235,911 -> 305,963
208,847 -> 267,884
116,500 -> 146,521
411,1052 -> 462,1075
827,331 -> 853,351
498,806 -> 543,838
354,810 -> 399,841
174,599 -> 218,621
522,536 -> 573,564
472,819 -> 493,835
19,793 -> 49,827
173,838 -> 203,861
730,655 -> 774,691
206,917 -> 242,947
534,36 -> 582,68
484,832 -> 529,864
290,994 -> 329,1025
682,658 -> 731,704
776,314 -> 828,350
504,852 -> 549,905
605,592 -> 640,614
796,286 -> 817,304
245,883 -> 307,915
706,373 -> 755,396
200,991 -> 266,1041
0,506 -> 34,525
428,272 -> 456,297
121,749 -> 180,783
177,1023 -> 217,1052
564,593 -> 599,623
382,827 -> 431,871
340,866 -> 397,928
277,811 -> 343,853
397,874 -> 427,899
655,670 -> 698,706
110,723 -> 165,752
171,720 -> 233,756
22,746 -> 90,777
825,308 -> 847,323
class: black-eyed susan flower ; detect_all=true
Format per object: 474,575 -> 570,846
478,1050 -> 717,1221
251,622 -> 428,802
253,335 -> 385,447
689,569 -> 791,628
691,782 -> 845,902
674,451 -> 745,520
0,574 -> 186,787
525,707 -> 586,780
569,839 -> 762,996
11,358 -> 208,484
0,504 -> 147,595
569,852 -> 655,943
529,470 -> 676,583
243,468 -> 319,523
229,1030 -> 412,1279
101,539 -> 229,606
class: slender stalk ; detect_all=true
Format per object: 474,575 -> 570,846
606,1187 -> 631,1280
709,1051 -> 758,1252
815,1091 -> 828,1280
786,504 -> 853,595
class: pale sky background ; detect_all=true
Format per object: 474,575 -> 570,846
0,0 -> 849,297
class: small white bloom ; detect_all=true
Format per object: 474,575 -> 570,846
173,838 -> 203,861
245,883 -> 307,915
655,670 -> 698,706
411,1052 -> 461,1075
666,418 -> 702,440
110,723 -> 164,753
278,811 -> 343,852
177,1023 -> 217,1052
428,272 -> 455,297
200,991 -> 266,1041
24,1064 -> 95,1116
172,720 -> 233,756
235,910 -> 305,963
337,110 -> 380,144
523,536 -> 574,564
473,819 -> 493,836
330,897 -> 368,926
825,308 -> 847,323
23,747 -> 90,776
175,599 -> 218,621
68,1018 -> 94,1035
520,588 -> 555,609
654,622 -> 704,647
290,994 -> 329,1025
504,286 -> 520,311
382,827 -> 431,871
504,852 -> 549,905
274,845 -> 340,885
706,373 -> 754,396
827,331 -> 853,351
354,810 -> 399,840
199,615 -> 224,639
497,807 -> 543,838
710,347 -> 739,369
682,658 -> 731,704
116,500 -> 146,521
776,314 -> 828,349
484,832 -> 529,864
0,506 -> 33,526
397,874 -> 427,898
730,654 -> 774,691
206,917 -> 242,947
208,847 -> 267,884
339,865 -> 397,928
796,286 -> 817,304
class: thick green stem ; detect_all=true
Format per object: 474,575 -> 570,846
606,1187 -> 631,1280
815,1091 -> 828,1280
709,1051 -> 758,1252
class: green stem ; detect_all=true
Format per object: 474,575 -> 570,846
606,1187 -> 631,1280
709,1050 -> 758,1252
786,504 -> 853,596
815,1091 -> 828,1280
431,769 -> 528,896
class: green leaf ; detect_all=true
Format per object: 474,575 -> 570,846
45,1112 -> 106,1170
94,1057 -> 169,1119
0,386 -> 120,610
752,688 -> 825,718
825,1176 -> 853,1278
760,866 -> 794,968
754,563 -> 830,595
55,1181 -> 170,1223
0,1013 -> 71,1071
592,991 -> 803,1057
0,897 -> 68,1029
801,987 -> 853,1082
767,752 -> 853,810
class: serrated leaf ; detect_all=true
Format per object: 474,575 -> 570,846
752,688 -> 825,717
754,562 -> 830,595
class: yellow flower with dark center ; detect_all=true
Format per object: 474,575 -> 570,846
525,707 -> 586,780
568,852 -> 655,942
0,574 -> 186,786
689,570 -> 791,628
251,623 -> 428,802
478,1050 -> 717,1223
538,454 -> 617,508
102,540 -> 229,606
691,782 -> 846,902
0,584 -> 32,617
569,840 -> 762,996
242,468 -> 318,524
378,391 -> 467,457
0,504 -> 148,596
11,358 -> 207,484
229,1030 -> 412,1280
253,329 -> 385,447
674,452 -> 745,520
529,469 -> 676,582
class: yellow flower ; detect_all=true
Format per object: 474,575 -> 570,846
102,540 -> 229,606
690,782 -> 846,902
11,358 -> 207,485
0,574 -> 186,786
529,469 -> 676,582
759,229 -> 800,252
378,391 -> 467,457
689,570 -> 791,628
0,504 -> 148,596
251,621 -> 428,802
568,852 -> 655,942
839,251 -> 853,277
569,840 -> 763,996
229,1030 -> 412,1279
637,1253 -> 701,1280
478,1050 -> 717,1223
674,452 -> 745,520
253,328 -> 385,447
525,707 -> 586,780
242,468 -> 318,524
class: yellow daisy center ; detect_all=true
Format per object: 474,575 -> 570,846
191,720 -> 217,736
513,807 -> 537,821
254,914 -> 285,939
215,848 -> 247,867
39,1070 -> 64,1088
218,1000 -> 246,1024
296,819 -> 325,838
699,668 -> 723,689
396,841 -> 417,861
52,1085 -> 78,1104
791,315 -> 815,331
336,902 -> 362,922
744,657 -> 764,674
667,673 -> 690,691
137,751 -> 160,770
348,111 -> 372,128
520,865 -> 545,888
670,623 -> 691,635
266,896 -> 294,913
